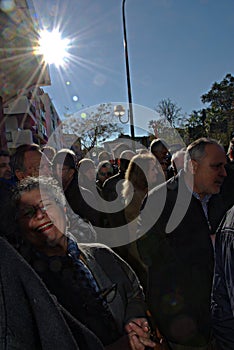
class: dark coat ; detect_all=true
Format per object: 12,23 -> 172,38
101,171 -> 127,228
65,175 -> 101,227
220,162 -> 234,210
137,171 -> 228,347
19,239 -> 147,346
0,237 -> 104,350
211,205 -> 234,350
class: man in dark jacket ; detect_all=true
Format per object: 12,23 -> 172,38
52,148 -> 101,227
102,150 -> 135,228
137,138 -> 228,349
211,204 -> 234,350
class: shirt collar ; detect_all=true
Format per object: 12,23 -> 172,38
192,192 -> 212,204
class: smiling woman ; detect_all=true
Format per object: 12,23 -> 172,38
11,176 -> 155,349
36,29 -> 70,67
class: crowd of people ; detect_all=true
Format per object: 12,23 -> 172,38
0,136 -> 233,349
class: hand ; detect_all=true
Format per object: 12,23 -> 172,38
125,318 -> 156,349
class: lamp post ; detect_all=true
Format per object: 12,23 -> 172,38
114,105 -> 129,124
122,0 -> 135,140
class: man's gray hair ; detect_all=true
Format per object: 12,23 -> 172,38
184,138 -> 223,172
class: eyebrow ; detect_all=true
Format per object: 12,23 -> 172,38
22,197 -> 56,206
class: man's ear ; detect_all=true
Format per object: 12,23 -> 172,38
190,159 -> 198,174
15,170 -> 25,181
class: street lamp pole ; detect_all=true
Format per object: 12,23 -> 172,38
122,0 -> 135,141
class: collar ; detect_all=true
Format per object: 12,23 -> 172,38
192,192 -> 212,204
182,170 -> 212,203
67,237 -> 81,258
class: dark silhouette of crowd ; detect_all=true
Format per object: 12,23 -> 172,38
0,136 -> 234,349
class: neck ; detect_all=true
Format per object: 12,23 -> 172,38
37,235 -> 68,257
184,172 -> 209,200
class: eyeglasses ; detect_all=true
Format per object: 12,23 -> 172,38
17,201 -> 55,219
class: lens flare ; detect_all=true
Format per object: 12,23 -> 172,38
36,29 -> 70,67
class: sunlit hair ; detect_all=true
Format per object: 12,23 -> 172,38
119,150 -> 135,172
122,153 -> 156,203
97,161 -> 113,174
184,138 -> 223,172
171,148 -> 186,174
98,151 -> 112,163
52,149 -> 77,168
41,145 -> 56,161
77,158 -> 96,185
78,158 -> 95,173
149,138 -> 169,153
52,148 -> 78,178
13,176 -> 66,209
112,143 -> 130,159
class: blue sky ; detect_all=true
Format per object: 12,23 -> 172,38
31,0 -> 234,135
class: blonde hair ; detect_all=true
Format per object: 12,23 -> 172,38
122,153 -> 156,203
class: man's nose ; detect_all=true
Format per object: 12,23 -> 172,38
221,165 -> 227,177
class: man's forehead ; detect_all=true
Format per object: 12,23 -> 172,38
204,144 -> 225,157
197,144 -> 226,167
24,150 -> 42,162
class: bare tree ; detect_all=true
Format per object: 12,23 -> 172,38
62,104 -> 123,153
155,98 -> 182,127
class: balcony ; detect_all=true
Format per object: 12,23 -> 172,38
4,96 -> 37,123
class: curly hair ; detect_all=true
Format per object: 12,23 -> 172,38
13,176 -> 66,208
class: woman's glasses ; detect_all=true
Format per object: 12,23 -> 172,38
17,201 -> 55,219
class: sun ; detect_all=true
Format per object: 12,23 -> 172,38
37,29 -> 70,67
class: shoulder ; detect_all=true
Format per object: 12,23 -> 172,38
146,175 -> 180,211
79,242 -> 115,257
0,237 -> 24,263
226,205 -> 234,224
215,206 -> 234,256
79,243 -> 130,267
149,173 -> 179,196
219,205 -> 234,235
